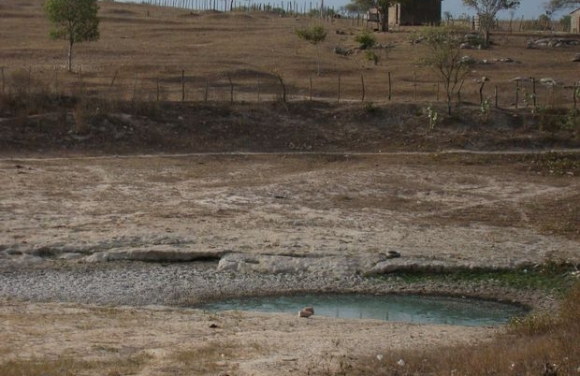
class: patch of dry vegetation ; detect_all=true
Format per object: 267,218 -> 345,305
0,353 -> 152,376
350,281 -> 580,376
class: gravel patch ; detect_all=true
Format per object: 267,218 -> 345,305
0,261 -> 555,311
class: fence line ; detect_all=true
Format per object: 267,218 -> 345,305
1,66 -> 579,111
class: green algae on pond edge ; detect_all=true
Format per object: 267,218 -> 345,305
384,268 -> 576,296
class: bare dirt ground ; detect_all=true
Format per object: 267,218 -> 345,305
0,299 -> 495,376
0,152 -> 578,375
1,153 -> 579,267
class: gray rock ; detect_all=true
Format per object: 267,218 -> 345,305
387,250 -> 401,259
539,78 -> 559,87
460,55 -> 475,65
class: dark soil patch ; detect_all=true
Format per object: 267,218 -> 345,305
0,99 -> 578,157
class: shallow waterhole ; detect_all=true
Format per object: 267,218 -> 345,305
201,293 -> 528,327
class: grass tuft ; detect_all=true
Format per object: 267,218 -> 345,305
348,280 -> 580,376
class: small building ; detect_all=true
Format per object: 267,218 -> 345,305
571,7 -> 580,33
367,0 -> 442,28
389,0 -> 443,26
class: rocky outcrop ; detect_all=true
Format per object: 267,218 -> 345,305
83,245 -> 225,262
216,253 -> 536,276
527,38 -> 580,48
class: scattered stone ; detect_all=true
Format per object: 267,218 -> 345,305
397,359 -> 406,367
209,323 -> 220,328
387,250 -> 401,259
334,46 -> 351,56
528,38 -> 580,48
299,307 -> 314,318
539,78 -> 559,87
572,53 -> 580,62
509,76 -> 533,82
460,55 -> 475,65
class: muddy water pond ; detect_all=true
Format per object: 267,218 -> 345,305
202,293 -> 528,327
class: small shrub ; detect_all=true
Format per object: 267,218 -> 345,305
355,30 -> 376,49
559,279 -> 580,326
508,313 -> 557,336
479,97 -> 491,124
364,50 -> 379,65
426,104 -> 439,130
362,102 -> 378,115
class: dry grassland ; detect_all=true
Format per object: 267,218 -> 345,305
1,0 -> 579,105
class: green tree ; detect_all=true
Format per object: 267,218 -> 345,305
45,0 -> 100,72
545,0 -> 580,11
462,0 -> 520,46
342,2 -> 366,17
560,14 -> 571,32
296,25 -> 327,76
417,27 -> 470,115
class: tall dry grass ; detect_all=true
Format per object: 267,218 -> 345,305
350,280 -> 580,376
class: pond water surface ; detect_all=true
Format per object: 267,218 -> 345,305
202,293 -> 528,327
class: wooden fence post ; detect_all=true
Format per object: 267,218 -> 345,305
277,73 -> 286,102
494,85 -> 498,108
388,71 -> 392,101
337,72 -> 341,103
309,74 -> 312,101
413,70 -> 417,101
532,77 -> 537,109
27,67 -> 32,94
110,71 -> 119,88
1,67 -> 5,94
54,70 -> 59,96
361,74 -> 365,102
205,78 -> 209,103
132,73 -> 139,101
479,81 -> 485,105
181,69 -> 185,102
515,80 -> 519,109
156,77 -> 160,101
227,73 -> 234,103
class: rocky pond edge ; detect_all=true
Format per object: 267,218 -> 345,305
1,248 -> 577,315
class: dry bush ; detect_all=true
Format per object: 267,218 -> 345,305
0,353 -> 151,376
169,339 -> 263,374
0,68 -> 65,116
349,280 -> 580,376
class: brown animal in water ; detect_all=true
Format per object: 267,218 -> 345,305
298,307 -> 314,318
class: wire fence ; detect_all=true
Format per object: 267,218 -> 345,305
1,65 -> 579,111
